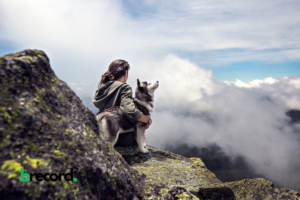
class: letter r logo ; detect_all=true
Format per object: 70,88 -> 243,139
20,168 -> 29,182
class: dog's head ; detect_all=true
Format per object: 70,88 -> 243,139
135,79 -> 159,102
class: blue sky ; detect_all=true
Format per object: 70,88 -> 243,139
0,40 -> 18,57
214,61 -> 300,82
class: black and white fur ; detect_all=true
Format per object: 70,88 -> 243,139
95,79 -> 159,153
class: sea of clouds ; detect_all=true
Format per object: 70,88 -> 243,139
130,55 -> 300,190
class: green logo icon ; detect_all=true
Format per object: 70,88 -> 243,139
20,168 -> 30,182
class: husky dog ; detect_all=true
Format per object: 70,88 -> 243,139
95,79 -> 159,153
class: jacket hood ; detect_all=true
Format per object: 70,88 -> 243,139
93,81 -> 125,110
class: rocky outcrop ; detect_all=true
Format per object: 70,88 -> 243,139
0,50 -> 144,199
116,146 -> 300,199
0,49 -> 299,199
116,145 -> 224,199
225,178 -> 300,200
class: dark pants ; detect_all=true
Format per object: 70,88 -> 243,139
115,131 -> 138,146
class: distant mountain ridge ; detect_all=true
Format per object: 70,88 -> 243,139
286,109 -> 300,124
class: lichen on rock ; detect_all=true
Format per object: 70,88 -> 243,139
225,178 -> 300,200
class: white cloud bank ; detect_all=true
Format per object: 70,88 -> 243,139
129,55 -> 300,190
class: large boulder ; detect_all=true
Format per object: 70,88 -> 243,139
0,49 -> 299,199
0,49 -> 145,199
225,178 -> 300,200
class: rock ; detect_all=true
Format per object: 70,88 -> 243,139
225,178 -> 300,200
116,146 -> 300,199
115,145 -> 222,199
0,49 -> 299,200
0,49 -> 145,199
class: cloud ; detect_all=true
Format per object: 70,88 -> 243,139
0,0 -> 300,69
224,77 -> 280,88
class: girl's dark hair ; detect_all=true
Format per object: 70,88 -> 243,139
99,59 -> 130,87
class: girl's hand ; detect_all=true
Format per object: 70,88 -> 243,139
138,114 -> 150,123
145,123 -> 150,130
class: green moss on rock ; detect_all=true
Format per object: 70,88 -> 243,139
21,56 -> 35,63
0,57 -> 5,65
23,156 -> 46,168
0,160 -> 23,179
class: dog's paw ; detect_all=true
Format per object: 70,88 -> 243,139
143,143 -> 147,148
140,148 -> 149,153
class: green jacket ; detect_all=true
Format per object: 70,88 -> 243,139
93,81 -> 143,123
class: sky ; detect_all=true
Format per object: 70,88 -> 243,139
1,0 -> 300,191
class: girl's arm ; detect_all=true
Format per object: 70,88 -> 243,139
138,114 -> 150,129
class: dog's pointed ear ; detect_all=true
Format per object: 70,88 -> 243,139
137,79 -> 143,92
137,79 -> 140,86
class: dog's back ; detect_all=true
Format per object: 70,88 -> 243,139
96,107 -> 134,144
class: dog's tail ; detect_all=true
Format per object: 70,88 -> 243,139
95,113 -> 105,130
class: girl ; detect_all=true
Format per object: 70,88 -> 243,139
93,59 -> 150,145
